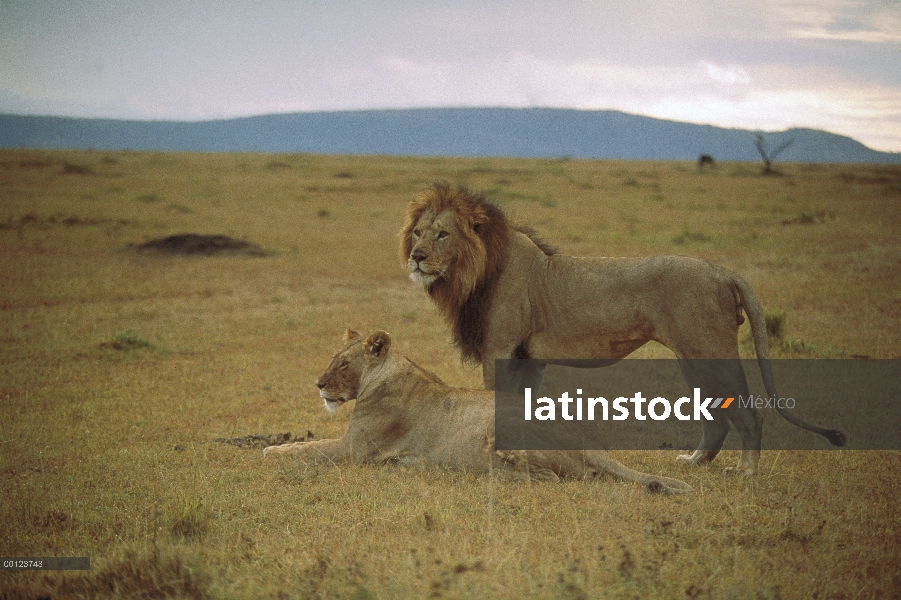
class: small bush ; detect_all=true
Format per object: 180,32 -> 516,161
61,162 -> 94,175
102,330 -> 152,352
765,309 -> 786,341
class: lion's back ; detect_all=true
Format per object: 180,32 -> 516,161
401,381 -> 499,472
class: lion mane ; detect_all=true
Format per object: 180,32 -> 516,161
400,182 -> 554,363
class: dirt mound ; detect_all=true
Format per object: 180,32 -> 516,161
133,233 -> 269,256
213,431 -> 318,450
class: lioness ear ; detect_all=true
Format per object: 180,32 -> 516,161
344,328 -> 362,342
364,331 -> 391,357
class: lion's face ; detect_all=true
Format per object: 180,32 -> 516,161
315,329 -> 391,413
400,185 -> 496,314
404,208 -> 467,286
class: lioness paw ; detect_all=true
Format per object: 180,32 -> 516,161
263,444 -> 287,457
495,449 -> 525,465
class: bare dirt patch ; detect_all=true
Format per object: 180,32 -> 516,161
212,431 -> 319,450
132,233 -> 270,256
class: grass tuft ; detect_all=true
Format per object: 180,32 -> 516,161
43,546 -> 210,599
170,496 -> 210,539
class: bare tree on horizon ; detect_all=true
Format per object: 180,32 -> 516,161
754,133 -> 794,175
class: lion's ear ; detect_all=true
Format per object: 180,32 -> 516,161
364,331 -> 391,357
344,328 -> 362,342
467,206 -> 490,235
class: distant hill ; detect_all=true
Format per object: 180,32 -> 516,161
1,108 -> 899,163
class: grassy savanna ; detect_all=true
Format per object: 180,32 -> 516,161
1,149 -> 900,598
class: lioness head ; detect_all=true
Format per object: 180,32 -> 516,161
316,329 -> 391,413
400,183 -> 497,300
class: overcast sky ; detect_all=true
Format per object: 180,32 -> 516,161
2,0 -> 900,152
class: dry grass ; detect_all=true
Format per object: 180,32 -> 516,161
1,150 -> 900,598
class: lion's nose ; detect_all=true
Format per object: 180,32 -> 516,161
316,380 -> 325,389
411,248 -> 427,262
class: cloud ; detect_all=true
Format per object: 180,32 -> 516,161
776,0 -> 901,42
702,63 -> 752,87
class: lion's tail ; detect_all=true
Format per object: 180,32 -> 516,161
733,276 -> 846,447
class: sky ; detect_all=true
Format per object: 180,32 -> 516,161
1,0 -> 900,152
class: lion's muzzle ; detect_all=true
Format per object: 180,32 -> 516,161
408,248 -> 439,285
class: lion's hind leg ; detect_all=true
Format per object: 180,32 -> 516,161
502,449 -> 694,493
495,449 -> 561,482
676,356 -> 762,475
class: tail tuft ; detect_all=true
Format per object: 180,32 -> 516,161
826,429 -> 847,447
645,480 -> 664,495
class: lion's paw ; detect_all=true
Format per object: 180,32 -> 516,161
723,465 -> 756,476
676,450 -> 717,466
676,453 -> 705,465
495,449 -> 526,466
263,445 -> 283,457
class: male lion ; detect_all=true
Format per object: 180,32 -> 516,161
400,183 -> 845,475
263,329 -> 694,494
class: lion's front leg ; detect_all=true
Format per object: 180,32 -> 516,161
675,449 -> 719,466
482,357 -> 499,390
263,438 -> 352,466
723,450 -> 760,476
482,347 -> 547,394
676,416 -> 730,467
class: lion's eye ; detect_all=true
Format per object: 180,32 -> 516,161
437,231 -> 448,240
339,360 -> 348,370
413,229 -> 421,237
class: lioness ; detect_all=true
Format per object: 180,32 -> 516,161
400,183 -> 845,475
264,329 -> 694,494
